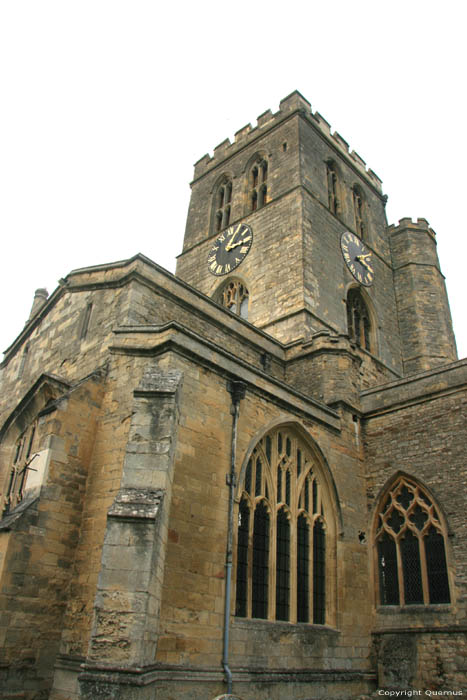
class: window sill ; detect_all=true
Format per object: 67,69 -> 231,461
232,617 -> 339,635
376,604 -> 452,615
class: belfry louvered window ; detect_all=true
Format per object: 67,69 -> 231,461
235,428 -> 327,624
376,476 -> 451,606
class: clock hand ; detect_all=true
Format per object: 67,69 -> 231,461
356,255 -> 372,271
226,239 -> 248,250
225,224 -> 243,251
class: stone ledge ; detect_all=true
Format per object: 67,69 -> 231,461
107,488 -> 164,521
79,661 -> 375,685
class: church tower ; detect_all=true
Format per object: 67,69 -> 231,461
176,91 -> 457,383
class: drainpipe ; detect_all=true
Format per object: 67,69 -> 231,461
223,380 -> 246,695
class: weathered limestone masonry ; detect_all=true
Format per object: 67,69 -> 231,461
362,360 -> 467,690
389,218 -> 458,374
0,91 -> 466,699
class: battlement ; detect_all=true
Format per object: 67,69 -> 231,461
193,90 -> 383,192
388,217 -> 437,239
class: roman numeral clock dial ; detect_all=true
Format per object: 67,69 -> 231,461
207,223 -> 253,276
340,231 -> 375,287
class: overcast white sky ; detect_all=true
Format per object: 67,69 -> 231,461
1,1 -> 466,360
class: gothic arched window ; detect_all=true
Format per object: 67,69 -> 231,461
3,420 -> 38,517
352,185 -> 366,239
249,158 -> 268,213
375,476 -> 451,606
219,279 -> 249,320
213,177 -> 232,233
235,427 -> 329,624
346,288 -> 372,351
326,161 -> 339,215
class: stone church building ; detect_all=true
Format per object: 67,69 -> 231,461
0,91 -> 465,699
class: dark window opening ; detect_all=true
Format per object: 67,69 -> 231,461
376,477 -> 451,607
252,501 -> 269,619
313,519 -> 326,623
236,500 -> 250,617
297,514 -> 310,622
235,430 -> 329,625
276,509 -> 290,620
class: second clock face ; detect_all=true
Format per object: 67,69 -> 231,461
340,231 -> 374,286
207,223 -> 253,276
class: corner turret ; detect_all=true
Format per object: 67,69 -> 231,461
389,217 -> 457,375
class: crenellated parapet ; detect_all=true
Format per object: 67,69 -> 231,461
193,90 -> 383,191
388,217 -> 436,240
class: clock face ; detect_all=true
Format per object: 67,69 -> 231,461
207,223 -> 253,276
340,231 -> 374,286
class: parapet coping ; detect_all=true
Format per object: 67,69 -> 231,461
1,253 -> 282,363
361,357 -> 467,415
192,90 -> 383,193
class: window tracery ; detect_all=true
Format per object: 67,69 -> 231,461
346,288 -> 372,351
220,279 -> 249,320
375,476 -> 450,606
235,427 -> 328,624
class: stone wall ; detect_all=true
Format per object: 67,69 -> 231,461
362,360 -> 467,690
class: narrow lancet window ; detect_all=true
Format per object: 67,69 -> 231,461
248,158 -> 268,213
347,288 -> 372,351
326,161 -> 339,215
213,176 -> 233,232
353,185 -> 366,239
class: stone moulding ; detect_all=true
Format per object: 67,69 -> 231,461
78,662 -> 376,686
107,488 -> 164,521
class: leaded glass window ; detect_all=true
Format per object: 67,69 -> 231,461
235,427 -> 328,623
376,476 -> 450,606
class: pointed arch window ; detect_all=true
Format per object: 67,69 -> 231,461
346,288 -> 372,351
3,420 -> 38,516
326,161 -> 339,215
219,279 -> 249,320
235,427 -> 328,624
213,177 -> 232,233
352,185 -> 366,239
375,476 -> 451,606
249,158 -> 268,213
